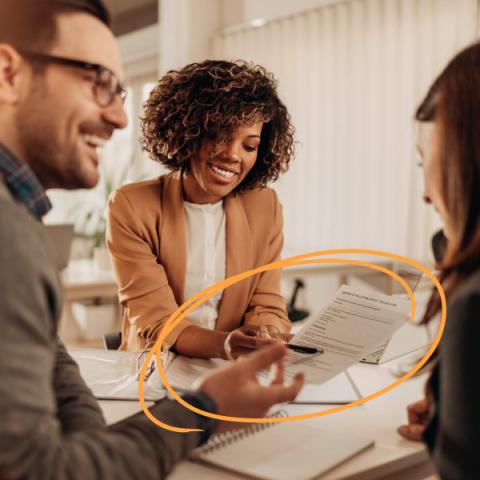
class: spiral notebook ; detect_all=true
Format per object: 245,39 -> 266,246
191,411 -> 374,480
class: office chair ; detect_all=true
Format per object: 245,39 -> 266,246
287,278 -> 310,322
103,331 -> 122,350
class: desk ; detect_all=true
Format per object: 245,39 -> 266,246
96,287 -> 436,480
60,259 -> 120,344
98,359 -> 434,480
62,259 -> 117,301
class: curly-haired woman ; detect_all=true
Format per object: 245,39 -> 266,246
107,60 -> 295,357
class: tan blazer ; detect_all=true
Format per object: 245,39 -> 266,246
107,173 -> 290,351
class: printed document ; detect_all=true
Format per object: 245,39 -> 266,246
281,285 -> 410,384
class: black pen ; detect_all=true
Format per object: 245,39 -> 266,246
287,344 -> 321,354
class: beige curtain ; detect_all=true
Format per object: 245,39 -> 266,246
213,0 -> 478,260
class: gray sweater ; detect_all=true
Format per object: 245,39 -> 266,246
0,179 -> 206,479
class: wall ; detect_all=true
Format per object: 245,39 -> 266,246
214,0 -> 478,261
220,0 -> 343,29
243,0 -> 339,23
159,0 -> 222,72
46,0 -> 479,269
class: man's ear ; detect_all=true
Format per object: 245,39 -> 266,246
0,44 -> 26,104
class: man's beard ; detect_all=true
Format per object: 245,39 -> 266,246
15,106 -> 95,190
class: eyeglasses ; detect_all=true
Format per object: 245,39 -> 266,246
19,50 -> 127,107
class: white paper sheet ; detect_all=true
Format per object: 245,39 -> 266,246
70,348 -> 168,401
281,285 -> 410,384
164,356 -> 361,405
292,371 -> 360,404
165,356 -> 228,390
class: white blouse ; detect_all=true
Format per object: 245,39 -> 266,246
183,200 -> 226,330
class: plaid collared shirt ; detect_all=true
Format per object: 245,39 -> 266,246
0,143 -> 51,220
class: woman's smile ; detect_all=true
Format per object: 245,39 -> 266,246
183,122 -> 263,204
207,161 -> 239,183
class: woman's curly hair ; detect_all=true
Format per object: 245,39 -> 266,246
141,60 -> 295,192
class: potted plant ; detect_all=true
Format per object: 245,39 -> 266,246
69,155 -> 147,341
70,155 -> 139,270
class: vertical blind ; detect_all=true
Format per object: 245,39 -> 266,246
213,0 -> 478,260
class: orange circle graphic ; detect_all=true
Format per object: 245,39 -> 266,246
137,249 -> 446,433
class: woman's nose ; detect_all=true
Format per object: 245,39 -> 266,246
220,142 -> 241,162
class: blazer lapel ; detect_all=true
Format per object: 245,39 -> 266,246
159,174 -> 187,304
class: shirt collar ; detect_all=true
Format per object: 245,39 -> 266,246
0,143 -> 52,220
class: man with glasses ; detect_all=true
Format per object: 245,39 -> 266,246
19,50 -> 128,106
0,1 -> 304,478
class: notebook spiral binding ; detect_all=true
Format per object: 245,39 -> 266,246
193,410 -> 288,457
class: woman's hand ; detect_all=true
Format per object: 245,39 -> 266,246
223,325 -> 285,360
397,397 -> 430,441
251,324 -> 293,342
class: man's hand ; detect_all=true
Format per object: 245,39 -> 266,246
397,397 -> 430,441
199,343 -> 304,430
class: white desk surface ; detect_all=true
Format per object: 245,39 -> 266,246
59,260 -> 119,343
61,259 -> 117,300
97,298 -> 436,480
85,259 -> 435,479
99,358 -> 434,480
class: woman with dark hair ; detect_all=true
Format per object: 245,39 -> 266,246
107,60 -> 295,357
397,42 -> 480,477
